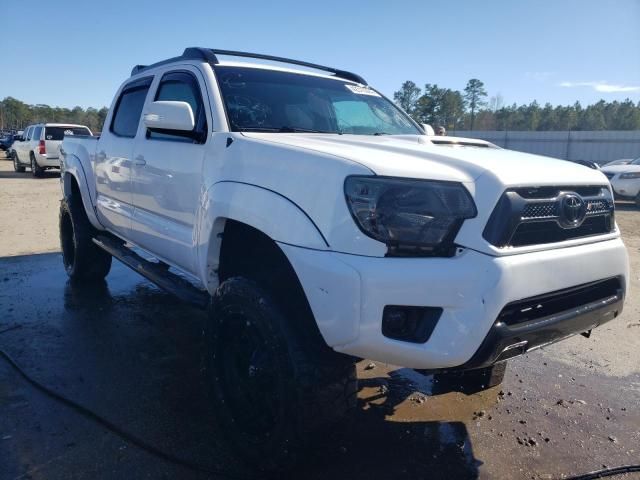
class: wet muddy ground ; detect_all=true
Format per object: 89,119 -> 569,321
0,156 -> 639,479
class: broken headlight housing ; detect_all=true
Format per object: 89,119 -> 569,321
344,176 -> 476,256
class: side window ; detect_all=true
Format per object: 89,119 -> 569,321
148,71 -> 207,143
32,126 -> 43,141
110,78 -> 152,138
24,127 -> 33,140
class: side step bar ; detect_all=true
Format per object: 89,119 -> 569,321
93,235 -> 209,309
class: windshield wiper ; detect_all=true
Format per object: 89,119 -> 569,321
236,126 -> 340,134
277,126 -> 339,134
373,132 -> 390,136
235,126 -> 281,133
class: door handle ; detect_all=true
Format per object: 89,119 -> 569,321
134,155 -> 146,166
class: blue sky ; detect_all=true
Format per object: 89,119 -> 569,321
1,0 -> 639,109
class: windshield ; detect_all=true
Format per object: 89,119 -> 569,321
45,126 -> 91,141
216,66 -> 421,135
630,157 -> 640,165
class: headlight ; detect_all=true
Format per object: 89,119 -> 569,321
619,172 -> 640,179
344,176 -> 476,256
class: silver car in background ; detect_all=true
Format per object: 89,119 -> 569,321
601,156 -> 640,206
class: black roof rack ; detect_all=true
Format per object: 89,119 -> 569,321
130,48 -> 218,76
131,47 -> 367,85
210,49 -> 367,85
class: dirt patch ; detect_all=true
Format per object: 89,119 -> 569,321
0,152 -> 62,257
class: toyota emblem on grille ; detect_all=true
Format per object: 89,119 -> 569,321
558,192 -> 587,228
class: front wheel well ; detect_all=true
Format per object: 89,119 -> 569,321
217,219 -> 327,348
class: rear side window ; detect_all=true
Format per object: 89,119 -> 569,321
110,77 -> 152,138
45,126 -> 92,140
25,127 -> 33,140
149,71 -> 207,143
32,126 -> 43,141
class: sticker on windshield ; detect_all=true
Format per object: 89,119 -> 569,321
345,85 -> 381,97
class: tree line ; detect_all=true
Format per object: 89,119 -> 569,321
0,97 -> 108,133
393,80 -> 640,131
3,85 -> 640,134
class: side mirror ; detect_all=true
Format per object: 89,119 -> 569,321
143,101 -> 195,133
422,124 -> 435,136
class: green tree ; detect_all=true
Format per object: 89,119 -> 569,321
0,97 -> 111,133
414,83 -> 444,125
393,81 -> 421,117
538,103 -> 558,130
463,78 -> 487,130
579,104 -> 606,130
440,89 -> 466,130
555,105 -> 578,130
413,84 -> 466,130
611,99 -> 640,130
525,101 -> 541,130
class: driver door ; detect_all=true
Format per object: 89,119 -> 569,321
129,67 -> 210,275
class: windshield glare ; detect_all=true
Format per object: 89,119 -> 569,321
216,66 -> 421,135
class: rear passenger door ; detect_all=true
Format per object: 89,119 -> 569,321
129,68 -> 209,274
95,77 -> 152,237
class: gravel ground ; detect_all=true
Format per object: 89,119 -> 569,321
0,152 -> 639,479
0,153 -> 61,257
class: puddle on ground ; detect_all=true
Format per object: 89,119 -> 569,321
357,363 -> 500,423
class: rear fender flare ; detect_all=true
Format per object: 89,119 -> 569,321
62,154 -> 102,230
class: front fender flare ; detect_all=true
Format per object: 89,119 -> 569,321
196,181 -> 329,291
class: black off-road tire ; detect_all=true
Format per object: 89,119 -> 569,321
31,153 -> 44,177
205,277 -> 357,472
59,195 -> 112,281
13,152 -> 25,172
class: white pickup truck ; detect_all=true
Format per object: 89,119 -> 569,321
60,48 -> 629,470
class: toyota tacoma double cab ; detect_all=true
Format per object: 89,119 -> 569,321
59,48 -> 629,470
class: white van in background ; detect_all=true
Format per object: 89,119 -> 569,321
13,123 -> 92,177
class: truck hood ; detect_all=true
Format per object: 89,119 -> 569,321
242,133 -> 609,187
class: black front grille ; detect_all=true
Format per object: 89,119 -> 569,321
483,185 -> 615,248
514,185 -> 603,198
522,202 -> 558,218
497,277 -> 622,326
521,198 -> 612,220
510,215 -> 612,247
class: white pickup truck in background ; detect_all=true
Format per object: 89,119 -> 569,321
59,48 -> 629,472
